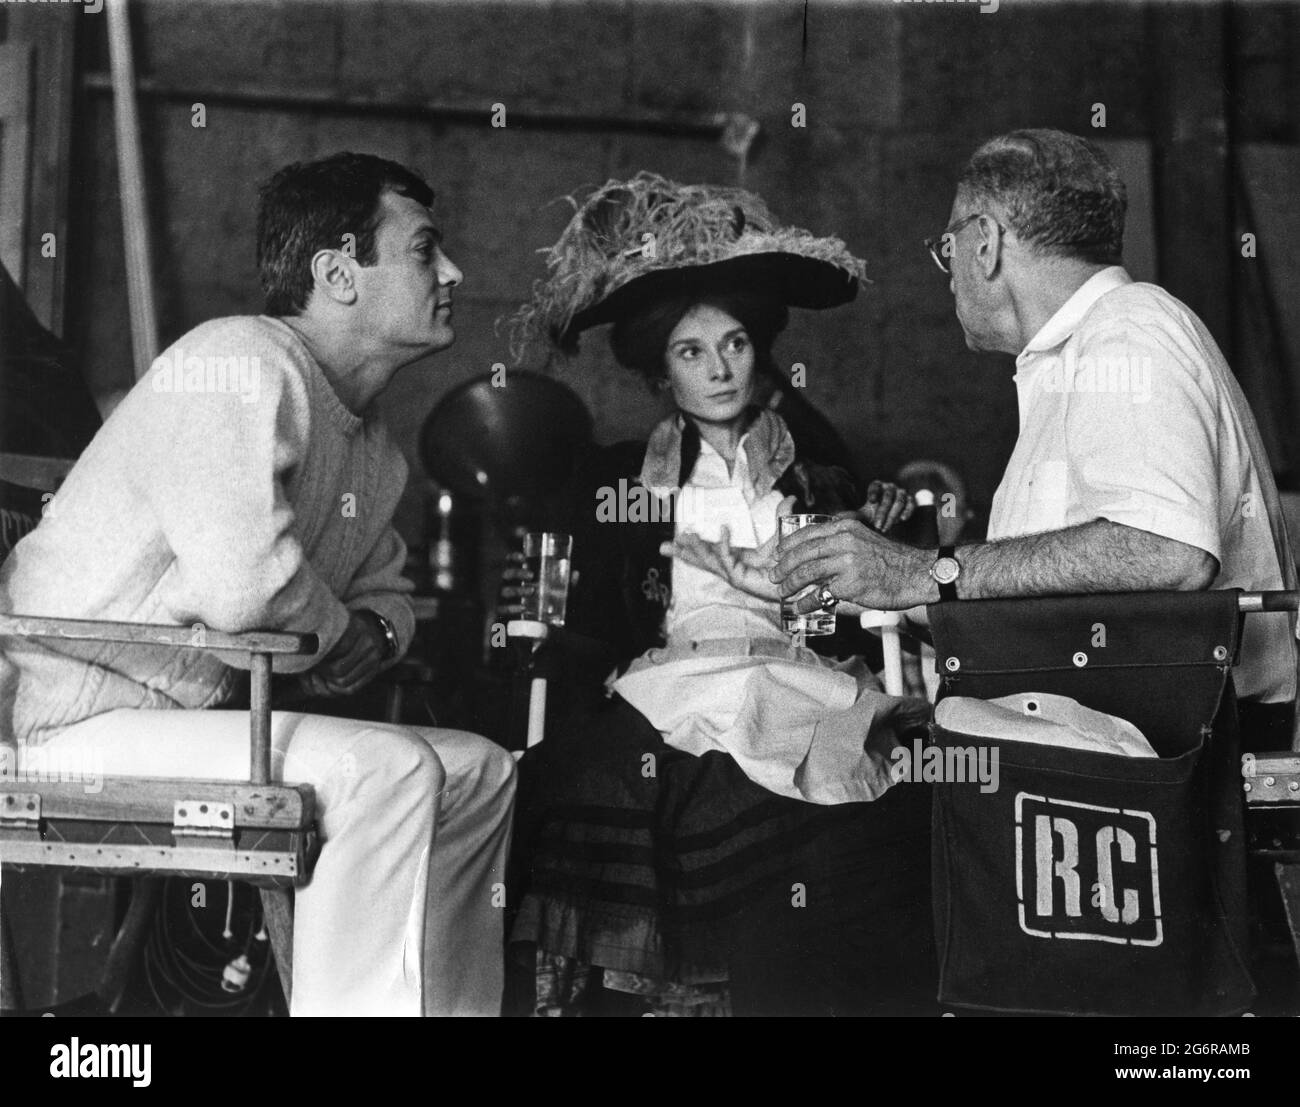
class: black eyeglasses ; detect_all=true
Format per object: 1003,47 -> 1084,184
924,213 -> 1002,275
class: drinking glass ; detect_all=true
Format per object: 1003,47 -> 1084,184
778,513 -> 837,636
521,532 -> 573,626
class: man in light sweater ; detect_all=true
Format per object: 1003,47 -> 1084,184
0,152 -> 516,1015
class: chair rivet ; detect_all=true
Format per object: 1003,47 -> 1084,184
1243,782 -> 1252,792
945,657 -> 960,672
1265,776 -> 1276,787
1289,781 -> 1299,792
1072,651 -> 1088,667
1213,645 -> 1228,661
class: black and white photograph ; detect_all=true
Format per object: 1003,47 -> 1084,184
0,0 -> 1297,1077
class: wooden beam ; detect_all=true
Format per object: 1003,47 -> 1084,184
80,72 -> 756,141
106,0 -> 159,378
1148,0 -> 1233,354
0,43 -> 33,290
4,2 -> 76,337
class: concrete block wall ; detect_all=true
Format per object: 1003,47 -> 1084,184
67,0 -> 1292,538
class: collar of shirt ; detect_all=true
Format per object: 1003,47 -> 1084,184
694,432 -> 752,492
638,409 -> 795,499
1016,265 -> 1132,370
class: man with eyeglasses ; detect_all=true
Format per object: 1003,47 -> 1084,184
772,127 -> 1296,744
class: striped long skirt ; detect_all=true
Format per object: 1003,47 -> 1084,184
508,695 -> 936,1016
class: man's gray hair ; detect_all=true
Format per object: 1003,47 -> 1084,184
957,129 -> 1127,265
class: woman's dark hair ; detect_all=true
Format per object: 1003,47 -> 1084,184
608,288 -> 789,387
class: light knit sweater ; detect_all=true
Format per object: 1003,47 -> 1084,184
0,316 -> 415,743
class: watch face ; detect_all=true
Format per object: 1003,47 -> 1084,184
932,557 -> 960,585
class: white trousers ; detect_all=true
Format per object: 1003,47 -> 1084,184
39,709 -> 516,1017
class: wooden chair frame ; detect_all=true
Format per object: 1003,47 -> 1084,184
0,613 -> 318,1012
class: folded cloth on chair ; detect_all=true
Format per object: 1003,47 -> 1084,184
935,691 -> 1157,757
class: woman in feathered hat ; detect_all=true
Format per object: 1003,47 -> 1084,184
507,173 -> 936,1016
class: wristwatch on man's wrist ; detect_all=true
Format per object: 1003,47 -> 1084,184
929,545 -> 962,602
361,609 -> 400,660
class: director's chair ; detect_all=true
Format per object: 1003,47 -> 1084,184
924,587 -> 1300,1015
0,609 -> 319,1013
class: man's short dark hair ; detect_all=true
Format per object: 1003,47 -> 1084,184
957,129 -> 1127,265
256,152 -> 435,316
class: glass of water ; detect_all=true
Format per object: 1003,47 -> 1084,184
778,513 -> 837,637
521,532 -> 573,626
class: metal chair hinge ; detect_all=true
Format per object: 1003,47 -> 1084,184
0,792 -> 41,831
172,800 -> 236,840
1243,754 -> 1300,807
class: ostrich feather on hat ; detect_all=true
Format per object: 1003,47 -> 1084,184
509,172 -> 868,359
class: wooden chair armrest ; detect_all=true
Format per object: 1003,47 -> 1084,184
0,614 -> 317,656
0,614 -> 317,786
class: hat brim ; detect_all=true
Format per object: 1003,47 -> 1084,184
561,252 -> 859,341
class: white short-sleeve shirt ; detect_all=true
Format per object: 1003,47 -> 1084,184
989,266 -> 1295,703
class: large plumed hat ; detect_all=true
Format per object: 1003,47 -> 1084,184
510,172 -> 868,357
